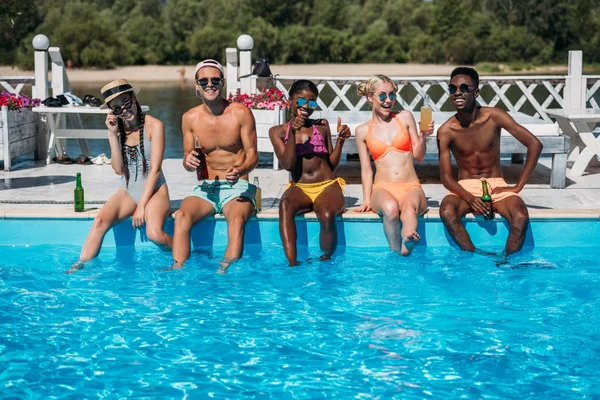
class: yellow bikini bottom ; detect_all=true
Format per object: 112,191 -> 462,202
286,178 -> 346,203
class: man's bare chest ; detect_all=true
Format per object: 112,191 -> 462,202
193,119 -> 241,151
451,126 -> 501,153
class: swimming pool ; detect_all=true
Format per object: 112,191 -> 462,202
1,218 -> 599,398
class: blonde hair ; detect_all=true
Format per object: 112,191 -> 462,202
357,74 -> 398,97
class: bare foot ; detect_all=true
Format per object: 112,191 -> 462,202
160,260 -> 183,271
400,231 -> 420,256
217,257 -> 236,274
65,260 -> 85,274
475,247 -> 498,257
320,254 -> 331,261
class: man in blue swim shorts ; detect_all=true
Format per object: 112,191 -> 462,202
169,59 -> 259,272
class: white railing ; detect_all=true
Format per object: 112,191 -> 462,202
270,75 -> 578,122
0,77 -> 35,95
586,75 -> 600,109
269,74 -> 600,123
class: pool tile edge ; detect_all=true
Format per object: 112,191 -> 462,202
1,208 -> 598,221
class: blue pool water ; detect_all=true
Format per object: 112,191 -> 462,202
1,219 -> 600,398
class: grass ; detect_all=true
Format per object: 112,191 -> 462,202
583,64 -> 600,74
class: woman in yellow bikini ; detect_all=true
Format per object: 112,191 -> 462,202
355,75 -> 434,255
269,80 -> 351,265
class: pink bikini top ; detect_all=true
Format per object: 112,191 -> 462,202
284,122 -> 329,156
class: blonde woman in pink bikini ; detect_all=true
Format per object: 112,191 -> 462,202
355,75 -> 434,255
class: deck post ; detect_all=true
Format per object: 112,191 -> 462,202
564,51 -> 585,109
225,48 -> 238,97
237,34 -> 254,95
32,34 -> 49,101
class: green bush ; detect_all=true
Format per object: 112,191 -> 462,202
408,35 -> 444,64
3,0 -> 600,68
477,26 -> 553,64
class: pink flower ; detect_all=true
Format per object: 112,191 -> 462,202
228,87 -> 288,110
0,91 -> 40,111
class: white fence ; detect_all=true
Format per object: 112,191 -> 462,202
0,77 -> 35,96
267,74 -> 600,123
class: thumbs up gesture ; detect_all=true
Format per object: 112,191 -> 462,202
337,117 -> 351,140
290,109 -> 306,134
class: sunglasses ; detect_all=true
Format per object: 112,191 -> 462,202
296,97 -> 318,110
111,101 -> 134,116
448,84 -> 476,95
378,93 -> 397,102
196,77 -> 223,88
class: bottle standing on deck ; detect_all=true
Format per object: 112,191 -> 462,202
253,176 -> 262,212
74,172 -> 85,212
194,136 -> 208,180
419,94 -> 433,133
481,179 -> 494,220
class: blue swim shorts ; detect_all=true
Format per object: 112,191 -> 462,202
191,179 -> 257,214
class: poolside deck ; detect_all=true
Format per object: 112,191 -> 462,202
0,155 -> 599,219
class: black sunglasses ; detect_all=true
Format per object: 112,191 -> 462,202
111,101 -> 134,116
196,77 -> 223,88
448,83 -> 476,95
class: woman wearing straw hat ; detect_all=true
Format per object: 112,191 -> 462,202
67,79 -> 172,273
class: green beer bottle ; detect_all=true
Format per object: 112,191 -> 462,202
481,179 -> 494,220
74,172 -> 85,212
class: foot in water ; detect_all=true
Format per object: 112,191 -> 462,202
400,231 -> 420,256
217,258 -> 236,274
160,259 -> 183,271
66,260 -> 85,274
474,247 -> 498,257
320,254 -> 332,262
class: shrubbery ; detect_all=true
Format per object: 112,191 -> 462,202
2,0 -> 599,68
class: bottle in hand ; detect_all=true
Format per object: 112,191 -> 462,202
420,94 -> 432,132
74,172 -> 85,212
194,136 -> 208,180
253,177 -> 262,212
481,179 -> 494,220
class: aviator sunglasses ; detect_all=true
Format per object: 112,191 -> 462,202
378,93 -> 397,102
448,83 -> 476,95
196,77 -> 223,88
296,97 -> 319,110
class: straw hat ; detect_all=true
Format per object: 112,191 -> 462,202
100,79 -> 140,109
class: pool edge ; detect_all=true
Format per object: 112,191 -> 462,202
1,207 -> 599,221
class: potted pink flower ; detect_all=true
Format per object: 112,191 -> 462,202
1,91 -> 43,171
227,86 -> 288,111
227,86 -> 289,170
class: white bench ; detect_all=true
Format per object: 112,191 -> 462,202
32,105 -> 150,164
256,110 -> 569,188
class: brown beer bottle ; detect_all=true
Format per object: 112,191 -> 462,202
253,177 -> 262,212
194,136 -> 208,180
